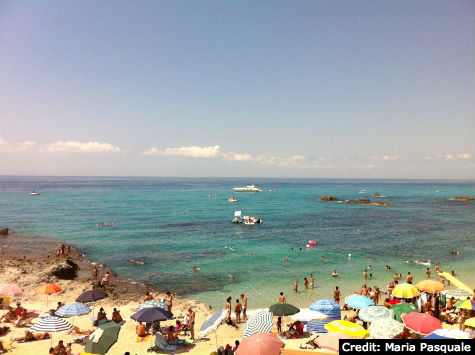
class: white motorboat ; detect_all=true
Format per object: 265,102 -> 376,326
232,185 -> 262,192
29,191 -> 40,196
232,211 -> 262,225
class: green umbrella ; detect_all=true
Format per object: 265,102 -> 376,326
85,321 -> 121,354
391,303 -> 417,322
269,303 -> 300,316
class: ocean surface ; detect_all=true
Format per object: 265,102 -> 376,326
0,176 -> 474,309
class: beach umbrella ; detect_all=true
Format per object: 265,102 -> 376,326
368,318 -> 404,339
391,303 -> 417,322
269,303 -> 299,316
455,299 -> 475,310
443,288 -> 472,299
235,333 -> 284,355
427,329 -> 470,339
76,289 -> 108,316
464,317 -> 475,328
345,295 -> 374,309
415,280 -> 445,294
0,283 -> 24,297
314,332 -> 354,352
358,306 -> 393,322
84,321 -> 121,354
402,312 -> 442,335
324,320 -> 369,338
291,308 -> 328,321
243,310 -> 273,338
309,299 -> 340,312
35,283 -> 62,310
137,299 -> 166,310
55,303 -> 91,317
31,316 -> 72,332
131,307 -> 173,323
199,310 -> 227,339
438,273 -> 474,294
424,333 -> 449,340
392,283 -> 419,298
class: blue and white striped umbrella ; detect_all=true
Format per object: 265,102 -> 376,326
358,306 -> 392,322
55,303 -> 91,318
138,299 -> 167,310
243,310 -> 273,338
198,310 -> 227,339
31,316 -> 72,332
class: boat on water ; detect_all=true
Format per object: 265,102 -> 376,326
29,191 -> 40,196
359,189 -> 367,194
228,196 -> 238,203
232,211 -> 262,225
232,185 -> 262,192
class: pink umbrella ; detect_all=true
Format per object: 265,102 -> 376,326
236,333 -> 284,355
402,312 -> 442,335
0,283 -> 24,297
315,332 -> 354,352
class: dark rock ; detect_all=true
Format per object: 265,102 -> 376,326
373,193 -> 381,197
49,258 -> 79,280
345,199 -> 371,204
0,228 -> 8,235
451,196 -> 474,202
320,195 -> 341,201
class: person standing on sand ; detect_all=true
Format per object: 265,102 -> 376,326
407,272 -> 413,283
334,286 -> 340,304
240,294 -> 247,321
363,270 -> 368,279
294,279 -> 299,292
234,299 -> 242,323
310,274 -> 315,289
278,292 -> 286,304
187,308 -> 195,340
303,277 -> 308,289
225,296 -> 232,322
166,291 -> 173,313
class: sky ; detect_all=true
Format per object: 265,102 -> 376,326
0,0 -> 474,179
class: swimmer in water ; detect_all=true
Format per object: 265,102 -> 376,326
228,275 -> 235,280
250,251 -> 255,255
129,260 -> 144,265
284,256 -> 289,262
332,270 -> 339,277
403,260 -> 409,264
321,256 -> 326,261
192,266 -> 200,272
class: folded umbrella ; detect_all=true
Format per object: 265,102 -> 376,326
269,303 -> 299,316
131,307 -> 173,323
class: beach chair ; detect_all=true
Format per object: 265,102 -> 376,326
154,332 -> 177,352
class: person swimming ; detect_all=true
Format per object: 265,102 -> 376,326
332,270 -> 339,277
321,256 -> 327,261
129,260 -> 144,265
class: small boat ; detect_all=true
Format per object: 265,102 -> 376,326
359,189 -> 367,194
232,211 -> 262,225
232,185 -> 262,192
228,196 -> 238,203
29,191 -> 40,196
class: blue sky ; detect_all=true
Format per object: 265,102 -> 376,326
0,0 -> 473,178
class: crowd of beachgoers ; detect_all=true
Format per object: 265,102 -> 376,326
1,237 -> 475,355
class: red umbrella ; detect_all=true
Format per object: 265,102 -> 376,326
389,299 -> 401,305
236,333 -> 284,355
402,312 -> 442,335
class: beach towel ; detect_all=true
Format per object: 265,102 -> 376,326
136,335 -> 150,343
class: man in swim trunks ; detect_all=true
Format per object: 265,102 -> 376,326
310,274 -> 315,289
240,294 -> 247,321
334,286 -> 340,304
278,292 -> 286,304
406,272 -> 413,283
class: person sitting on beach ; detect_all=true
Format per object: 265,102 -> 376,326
112,308 -> 123,323
285,321 -> 304,339
94,308 -> 107,326
136,322 -> 147,337
143,291 -> 153,302
100,272 -> 110,287
14,330 -> 50,342
14,303 -> 28,326
278,292 -> 286,304
0,307 -> 16,323
174,320 -> 184,334
166,326 -> 178,345
53,340 -> 67,355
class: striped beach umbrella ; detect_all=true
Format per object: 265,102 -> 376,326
243,310 -> 273,338
345,295 -> 374,309
443,288 -> 472,299
0,283 -> 24,297
138,299 -> 166,310
358,306 -> 393,322
31,316 -> 72,332
368,318 -> 404,339
55,303 -> 91,317
198,310 -> 227,339
428,329 -> 470,339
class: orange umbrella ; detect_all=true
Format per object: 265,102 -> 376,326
415,280 -> 445,294
35,284 -> 62,311
35,284 -> 62,295
236,333 -> 284,355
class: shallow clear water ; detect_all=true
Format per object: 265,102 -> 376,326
0,177 -> 474,309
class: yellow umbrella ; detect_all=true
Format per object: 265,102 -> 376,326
324,320 -> 369,338
439,273 -> 474,294
415,280 -> 445,294
464,317 -> 475,328
392,283 -> 420,298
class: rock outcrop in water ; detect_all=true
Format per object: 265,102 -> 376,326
320,195 -> 341,201
451,196 -> 474,202
320,196 -> 392,206
0,228 -> 8,235
345,199 -> 371,204
373,192 -> 381,197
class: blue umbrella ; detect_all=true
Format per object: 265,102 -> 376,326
131,307 -> 173,323
345,295 -> 374,309
198,310 -> 227,339
55,303 -> 91,317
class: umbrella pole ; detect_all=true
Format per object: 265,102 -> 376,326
46,294 -> 49,313
215,331 -> 218,352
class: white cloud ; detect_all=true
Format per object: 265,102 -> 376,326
254,154 -> 307,167
42,141 -> 122,153
457,153 -> 472,160
382,155 -> 399,161
425,153 -> 473,161
366,164 -> 375,170
222,152 -> 253,161
142,145 -> 221,158
0,137 -> 36,152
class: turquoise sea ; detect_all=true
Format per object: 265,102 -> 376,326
0,177 -> 474,309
